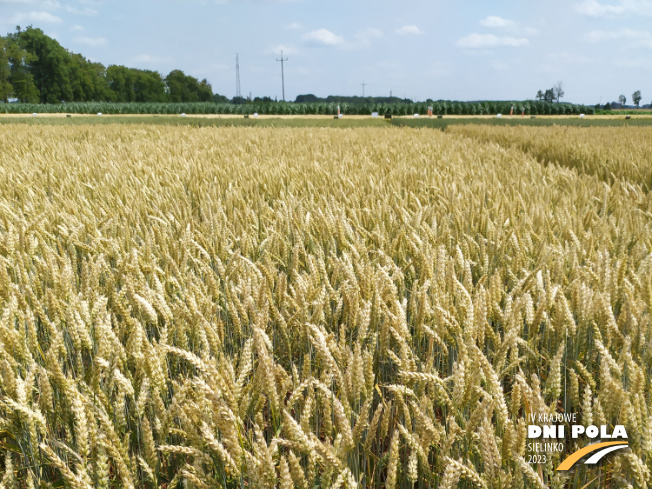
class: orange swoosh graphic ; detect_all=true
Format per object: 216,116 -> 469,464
556,441 -> 628,471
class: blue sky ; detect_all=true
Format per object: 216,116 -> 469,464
1,0 -> 650,104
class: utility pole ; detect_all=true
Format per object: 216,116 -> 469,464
235,53 -> 241,98
361,82 -> 366,97
276,50 -> 288,101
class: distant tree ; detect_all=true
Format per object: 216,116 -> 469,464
0,27 -> 224,104
11,27 -> 74,103
197,78 -> 213,102
68,54 -> 112,101
165,70 -> 212,103
106,65 -> 135,102
135,70 -> 167,102
618,94 -> 626,106
213,93 -> 229,103
0,37 -> 12,102
544,89 -> 555,102
105,66 -> 164,102
553,81 -> 564,103
536,90 -> 544,101
632,90 -> 642,108
165,70 -> 187,102
295,94 -> 320,103
5,36 -> 38,102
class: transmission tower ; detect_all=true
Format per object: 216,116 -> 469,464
235,53 -> 241,98
361,82 -> 367,97
276,50 -> 288,101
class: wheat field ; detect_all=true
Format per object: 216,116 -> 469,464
448,124 -> 652,190
0,124 -> 651,488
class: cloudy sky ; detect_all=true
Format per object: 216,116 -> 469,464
1,0 -> 650,104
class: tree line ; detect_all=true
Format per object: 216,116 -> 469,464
0,26 -> 618,113
614,91 -> 643,108
535,82 -> 565,103
294,94 -> 416,104
536,82 -> 647,109
0,27 -> 223,104
0,100 -> 598,117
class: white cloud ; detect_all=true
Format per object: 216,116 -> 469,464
74,36 -> 106,47
11,10 -> 62,23
284,22 -> 302,30
584,28 -> 649,42
302,28 -> 344,46
578,0 -> 652,16
621,0 -> 652,15
456,33 -> 529,48
263,44 -> 296,55
0,0 -> 59,6
480,16 -> 515,28
490,60 -> 510,71
65,5 -> 98,15
396,25 -> 423,35
355,27 -> 382,46
548,52 -> 592,64
71,24 -> 84,31
133,54 -> 173,64
583,28 -> 652,50
575,0 -> 625,16
615,56 -> 652,67
215,0 -> 299,3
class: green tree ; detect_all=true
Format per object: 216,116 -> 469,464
9,27 -> 115,102
165,70 -> 213,102
632,90 -> 642,108
133,69 -> 166,102
68,54 -> 111,101
5,37 -> 38,102
0,37 -> 12,102
553,81 -> 564,103
106,66 -> 165,102
165,69 -> 187,102
536,90 -> 543,101
10,26 -> 74,103
197,78 -> 212,102
618,94 -> 626,106
106,65 -> 135,101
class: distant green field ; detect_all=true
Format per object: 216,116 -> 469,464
0,115 -> 389,128
2,114 -> 651,129
392,116 -> 652,128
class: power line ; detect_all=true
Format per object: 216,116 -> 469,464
235,53 -> 241,98
276,50 -> 288,101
